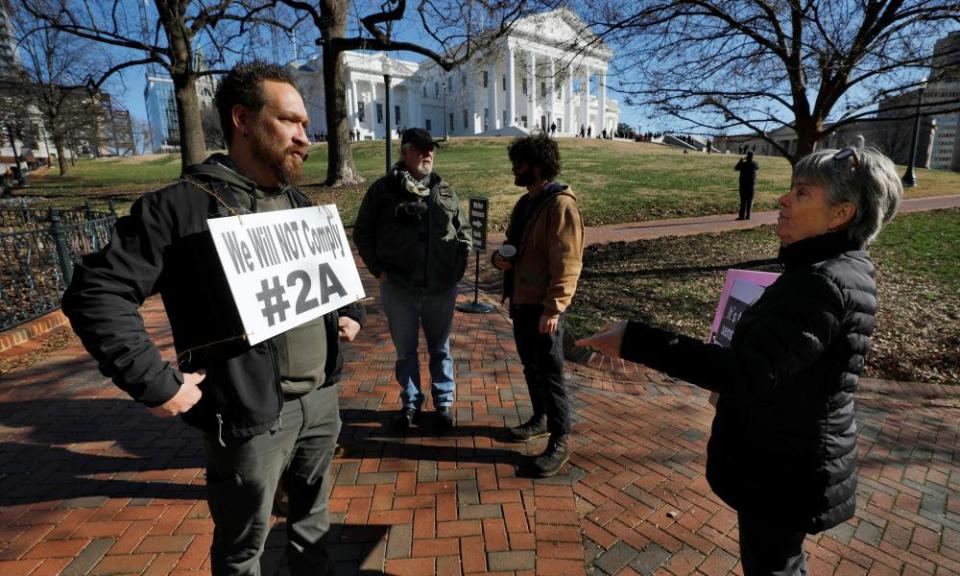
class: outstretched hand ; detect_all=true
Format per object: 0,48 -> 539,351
575,321 -> 628,359
148,370 -> 205,417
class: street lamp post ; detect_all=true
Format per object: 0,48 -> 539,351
384,56 -> 393,174
902,77 -> 927,188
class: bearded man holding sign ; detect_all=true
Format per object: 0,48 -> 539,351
62,62 -> 364,576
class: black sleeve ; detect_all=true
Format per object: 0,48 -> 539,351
621,322 -> 734,393
353,183 -> 382,278
61,192 -> 183,407
620,272 -> 844,397
339,299 -> 366,327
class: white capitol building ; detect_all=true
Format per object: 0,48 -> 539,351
288,9 -> 619,140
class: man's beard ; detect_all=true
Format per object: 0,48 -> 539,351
406,158 -> 432,179
514,167 -> 536,187
251,131 -> 307,185
416,160 -> 432,177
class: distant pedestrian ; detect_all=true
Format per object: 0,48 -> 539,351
587,126 -> 592,137
550,122 -> 556,137
601,128 -> 607,140
735,151 -> 759,220
579,125 -> 585,138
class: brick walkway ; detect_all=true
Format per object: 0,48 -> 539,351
2,263 -> 958,576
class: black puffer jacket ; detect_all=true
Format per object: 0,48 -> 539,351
621,230 -> 875,533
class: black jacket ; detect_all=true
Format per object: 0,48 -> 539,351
734,158 -> 759,184
353,164 -> 470,293
621,231 -> 874,533
62,155 -> 364,441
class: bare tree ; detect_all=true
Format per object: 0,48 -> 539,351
5,5 -> 111,177
580,1 -> 960,163
132,117 -> 153,155
24,0 -> 256,171
252,0 -> 556,186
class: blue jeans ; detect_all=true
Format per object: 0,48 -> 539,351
379,280 -> 457,410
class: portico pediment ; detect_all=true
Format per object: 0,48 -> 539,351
509,8 -> 613,61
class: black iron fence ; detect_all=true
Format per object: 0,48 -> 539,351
1,202 -> 117,331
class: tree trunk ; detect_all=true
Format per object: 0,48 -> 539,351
320,0 -> 363,187
159,4 -> 205,172
792,114 -> 821,164
54,139 -> 68,177
173,73 -> 207,170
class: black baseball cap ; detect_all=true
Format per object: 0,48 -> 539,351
401,127 -> 442,150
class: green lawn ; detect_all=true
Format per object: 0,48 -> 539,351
21,138 -> 960,228
567,208 -> 960,385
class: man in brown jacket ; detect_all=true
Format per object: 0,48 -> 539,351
492,134 -> 584,477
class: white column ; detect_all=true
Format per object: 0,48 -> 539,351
564,67 -> 573,134
527,50 -> 536,129
406,81 -> 418,129
488,57 -> 499,131
599,70 -> 607,136
345,81 -> 354,134
506,46 -> 516,126
548,58 -> 556,126
467,64 -> 480,134
351,80 -> 360,132
581,66 -> 590,135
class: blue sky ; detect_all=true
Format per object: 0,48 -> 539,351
105,6 -> 955,140
106,8 -> 651,136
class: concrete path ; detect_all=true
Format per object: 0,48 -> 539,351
0,197 -> 958,575
489,194 -> 960,246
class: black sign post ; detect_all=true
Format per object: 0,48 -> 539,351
457,198 -> 494,314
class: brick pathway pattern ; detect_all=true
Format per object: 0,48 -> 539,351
1,229 -> 959,575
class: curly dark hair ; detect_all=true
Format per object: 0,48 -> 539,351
215,61 -> 295,146
507,134 -> 561,181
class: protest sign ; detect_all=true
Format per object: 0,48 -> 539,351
709,269 -> 780,347
207,205 -> 365,345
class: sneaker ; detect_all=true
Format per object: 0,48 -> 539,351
507,414 -> 549,442
393,407 -> 418,431
531,434 -> 570,478
436,406 -> 454,435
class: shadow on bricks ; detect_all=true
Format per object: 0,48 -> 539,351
261,522 -> 391,575
337,408 -> 526,465
0,397 -> 206,506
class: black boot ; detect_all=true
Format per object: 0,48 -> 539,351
507,414 -> 549,442
531,434 -> 570,478
436,405 -> 454,435
393,407 -> 418,431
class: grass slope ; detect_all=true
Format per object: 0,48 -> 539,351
22,138 -> 960,229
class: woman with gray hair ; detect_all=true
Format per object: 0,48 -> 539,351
578,147 -> 902,575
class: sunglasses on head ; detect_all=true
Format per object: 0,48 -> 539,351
833,148 -> 861,169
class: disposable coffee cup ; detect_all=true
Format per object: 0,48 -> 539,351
498,244 -> 517,261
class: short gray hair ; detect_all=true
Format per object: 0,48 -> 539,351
793,147 -> 903,246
